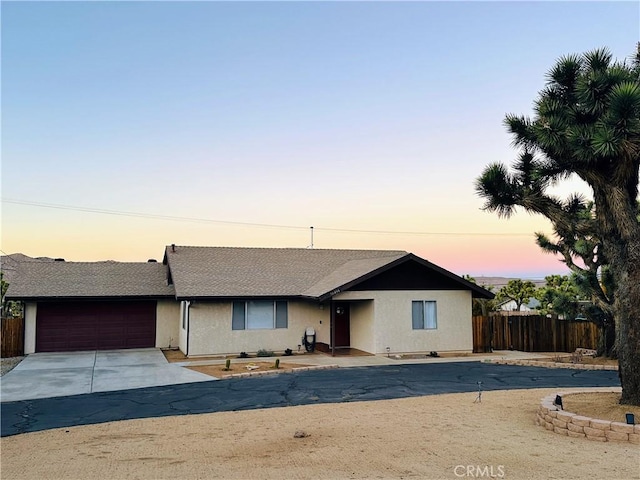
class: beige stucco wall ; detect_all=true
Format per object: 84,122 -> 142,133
312,303 -> 331,346
334,290 -> 473,354
22,292 -> 472,356
348,300 -> 375,353
24,302 -> 37,354
155,300 -> 180,349
185,300 -> 329,356
182,290 -> 473,356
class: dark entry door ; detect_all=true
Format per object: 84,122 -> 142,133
333,304 -> 350,347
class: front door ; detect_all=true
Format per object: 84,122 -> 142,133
333,304 -> 350,348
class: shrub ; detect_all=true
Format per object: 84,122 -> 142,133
256,349 -> 275,357
284,348 -> 293,356
238,352 -> 249,359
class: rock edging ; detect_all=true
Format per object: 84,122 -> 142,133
224,364 -> 339,379
536,389 -> 639,444
489,358 -> 618,370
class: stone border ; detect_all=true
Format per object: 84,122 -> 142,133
223,364 -> 339,379
489,358 -> 618,370
536,389 -> 639,444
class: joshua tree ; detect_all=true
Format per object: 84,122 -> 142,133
476,45 -> 640,405
496,279 -> 537,312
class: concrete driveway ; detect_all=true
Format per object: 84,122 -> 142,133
0,348 -> 214,402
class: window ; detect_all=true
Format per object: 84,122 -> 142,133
232,301 -> 288,330
412,301 -> 437,330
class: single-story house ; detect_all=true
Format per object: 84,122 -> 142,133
6,245 -> 493,356
497,297 -> 541,313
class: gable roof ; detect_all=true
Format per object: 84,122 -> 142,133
322,253 -> 495,301
163,246 -> 494,300
5,261 -> 175,300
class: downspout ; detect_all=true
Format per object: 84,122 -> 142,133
185,300 -> 191,357
21,302 -> 26,356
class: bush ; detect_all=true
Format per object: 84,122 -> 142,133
284,348 -> 293,356
256,349 -> 275,357
238,352 -> 249,359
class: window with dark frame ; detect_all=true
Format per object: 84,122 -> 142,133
412,300 -> 437,329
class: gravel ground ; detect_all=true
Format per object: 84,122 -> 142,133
0,357 -> 24,376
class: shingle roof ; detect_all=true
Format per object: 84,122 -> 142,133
5,261 -> 175,300
4,246 -> 493,301
1,253 -> 55,285
163,246 -> 408,299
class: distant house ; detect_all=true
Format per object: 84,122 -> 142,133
6,245 -> 493,356
497,297 -> 541,314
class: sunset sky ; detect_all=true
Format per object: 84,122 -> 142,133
2,1 -> 638,278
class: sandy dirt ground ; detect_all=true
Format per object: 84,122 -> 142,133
2,387 -> 638,480
563,392 -> 640,421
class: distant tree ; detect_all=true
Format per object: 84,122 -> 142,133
534,274 -> 583,318
0,272 -> 8,312
1,272 -> 22,318
496,279 -> 537,312
463,275 -> 498,316
475,45 -> 640,405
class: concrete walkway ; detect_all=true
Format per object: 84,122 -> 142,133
0,349 -> 213,403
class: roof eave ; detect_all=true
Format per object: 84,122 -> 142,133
174,294 -> 320,302
6,294 -> 175,302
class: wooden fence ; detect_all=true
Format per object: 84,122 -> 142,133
1,317 -> 24,358
473,314 -> 600,354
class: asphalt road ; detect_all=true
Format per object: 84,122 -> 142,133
1,362 -> 620,437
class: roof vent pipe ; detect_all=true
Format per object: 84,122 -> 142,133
171,244 -> 176,253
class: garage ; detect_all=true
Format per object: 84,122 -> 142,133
36,301 -> 157,352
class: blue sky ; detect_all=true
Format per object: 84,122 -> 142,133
2,1 -> 639,277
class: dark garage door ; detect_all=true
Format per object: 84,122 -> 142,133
36,301 -> 157,352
